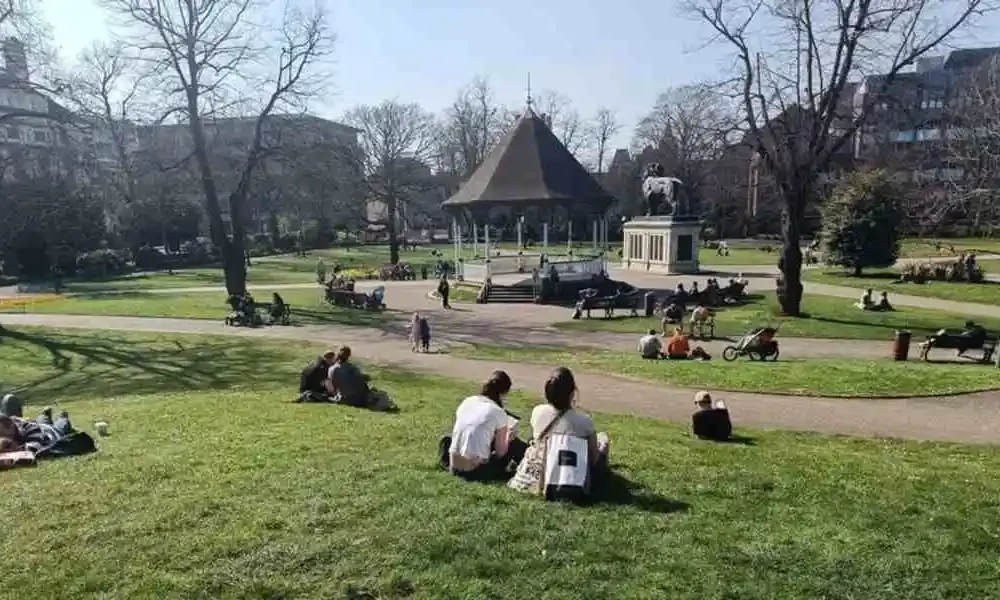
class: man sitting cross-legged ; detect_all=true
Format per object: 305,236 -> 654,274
666,328 -> 712,361
637,329 -> 664,359
326,346 -> 395,411
691,390 -> 733,442
296,351 -> 337,402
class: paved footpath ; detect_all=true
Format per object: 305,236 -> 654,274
4,312 -> 999,444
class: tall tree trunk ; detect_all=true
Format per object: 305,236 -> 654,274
268,211 -> 280,244
226,191 -> 249,295
779,189 -> 805,316
387,193 -> 399,264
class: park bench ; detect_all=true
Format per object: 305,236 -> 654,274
326,286 -> 386,312
918,330 -> 997,363
573,288 -> 641,319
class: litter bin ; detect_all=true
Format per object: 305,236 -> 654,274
420,266 -> 428,280
893,329 -> 912,361
644,291 -> 656,317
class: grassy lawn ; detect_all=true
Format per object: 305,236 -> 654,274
0,287 -> 397,328
698,247 -> 782,267
803,269 -> 1000,305
2,327 -> 1000,598
554,292 -> 1000,340
900,237 -> 1000,257
454,344 -> 999,398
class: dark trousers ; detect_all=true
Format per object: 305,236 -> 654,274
438,436 -> 528,482
441,290 -> 450,308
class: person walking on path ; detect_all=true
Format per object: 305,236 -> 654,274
437,276 -> 451,309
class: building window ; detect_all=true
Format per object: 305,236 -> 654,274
890,130 -> 916,143
5,125 -> 18,141
31,129 -> 49,143
916,128 -> 941,141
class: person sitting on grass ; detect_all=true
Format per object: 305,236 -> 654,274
875,291 -> 893,312
691,390 -> 733,442
667,328 -> 712,361
296,351 -> 336,402
440,370 -> 527,482
326,346 -> 394,411
856,288 -> 874,310
637,329 -> 664,359
508,367 -> 611,498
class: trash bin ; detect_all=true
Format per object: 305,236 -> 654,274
893,329 -> 912,361
420,266 -> 428,280
644,291 -> 656,317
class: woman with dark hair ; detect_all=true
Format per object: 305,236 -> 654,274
509,367 -> 610,496
441,370 -> 527,481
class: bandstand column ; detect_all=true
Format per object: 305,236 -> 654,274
567,219 -> 573,254
516,216 -> 523,249
542,222 -> 549,249
472,222 -> 479,256
592,219 -> 598,251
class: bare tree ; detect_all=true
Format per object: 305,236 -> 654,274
589,107 -> 621,173
533,89 -> 586,155
344,100 -> 437,264
101,0 -> 334,295
689,0 -> 995,315
439,77 -> 514,179
633,83 -> 737,216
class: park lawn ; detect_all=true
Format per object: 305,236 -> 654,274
553,292 -> 1000,340
0,288 -> 397,328
803,269 -> 1000,305
454,344 -> 999,398
900,237 -> 1000,257
2,327 -> 1000,599
698,246 -> 782,267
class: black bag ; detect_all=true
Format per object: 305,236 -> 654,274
37,432 -> 97,459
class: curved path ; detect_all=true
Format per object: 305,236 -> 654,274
4,309 -> 999,445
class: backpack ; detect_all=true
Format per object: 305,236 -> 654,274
543,433 -> 589,503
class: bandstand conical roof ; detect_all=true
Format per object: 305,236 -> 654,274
441,108 -> 613,213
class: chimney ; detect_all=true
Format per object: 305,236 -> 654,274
3,37 -> 27,81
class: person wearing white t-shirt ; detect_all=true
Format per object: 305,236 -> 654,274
637,329 -> 664,359
508,367 -> 611,495
441,370 -> 527,481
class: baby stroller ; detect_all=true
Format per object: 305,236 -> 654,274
722,326 -> 779,361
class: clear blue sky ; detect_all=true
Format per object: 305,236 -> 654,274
41,0 -> 737,152
38,0 -> 1000,154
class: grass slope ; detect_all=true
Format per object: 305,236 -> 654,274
0,287 -> 397,328
1,328 -> 999,598
453,344 -> 1000,398
554,292 -> 1000,340
803,269 -> 1000,305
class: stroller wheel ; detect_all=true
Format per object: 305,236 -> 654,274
722,346 -> 739,362
765,348 -> 780,361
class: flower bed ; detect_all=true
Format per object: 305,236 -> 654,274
0,294 -> 63,309
900,261 -> 985,284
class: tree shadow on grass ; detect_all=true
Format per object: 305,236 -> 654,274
0,327 -> 304,403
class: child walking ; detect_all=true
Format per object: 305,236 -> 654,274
410,313 -> 432,352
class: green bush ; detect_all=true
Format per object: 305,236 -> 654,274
76,249 -> 129,278
134,246 -> 165,270
822,169 -> 904,276
900,260 -> 986,283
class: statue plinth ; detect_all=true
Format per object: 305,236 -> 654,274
621,215 -> 702,275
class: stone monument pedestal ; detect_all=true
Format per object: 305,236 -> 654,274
621,216 -> 703,274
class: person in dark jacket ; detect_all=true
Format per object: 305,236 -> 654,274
437,277 -> 451,309
691,390 -> 733,441
297,351 -> 336,402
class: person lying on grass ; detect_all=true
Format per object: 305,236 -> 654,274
296,351 -> 337,402
666,328 -> 712,361
508,367 -> 611,497
440,370 -> 527,482
691,390 -> 733,442
0,405 -> 74,454
325,346 -> 395,411
638,329 -> 664,359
